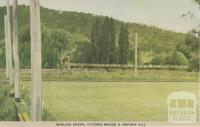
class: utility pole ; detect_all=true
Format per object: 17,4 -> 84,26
12,0 -> 20,100
30,0 -> 42,121
6,0 -> 13,86
135,33 -> 138,77
4,15 -> 9,79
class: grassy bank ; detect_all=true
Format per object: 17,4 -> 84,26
1,69 -> 198,82
41,69 -> 198,82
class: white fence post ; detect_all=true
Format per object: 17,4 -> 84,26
6,0 -> 13,86
4,15 -> 9,79
30,0 -> 42,121
12,0 -> 20,99
135,33 -> 138,77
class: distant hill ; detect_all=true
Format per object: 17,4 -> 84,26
0,5 -> 186,67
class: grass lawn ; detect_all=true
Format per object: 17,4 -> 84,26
23,81 -> 199,121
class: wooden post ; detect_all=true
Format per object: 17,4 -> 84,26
199,56 -> 200,121
135,33 -> 138,77
6,0 -> 13,86
12,0 -> 20,99
129,33 -> 134,64
67,56 -> 71,70
30,0 -> 42,121
199,32 -> 200,122
4,15 -> 9,79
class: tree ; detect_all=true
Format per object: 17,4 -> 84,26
189,55 -> 199,71
99,17 -> 110,63
42,28 -> 69,68
118,23 -> 129,64
90,17 -> 116,64
165,51 -> 188,65
90,18 -> 102,63
185,32 -> 199,51
19,25 -> 31,68
72,40 -> 92,63
195,0 -> 200,6
177,32 -> 199,70
19,25 -> 69,69
108,18 -> 117,64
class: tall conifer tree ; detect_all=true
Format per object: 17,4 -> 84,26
108,18 -> 116,64
118,23 -> 129,64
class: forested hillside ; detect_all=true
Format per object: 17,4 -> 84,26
0,6 -> 191,68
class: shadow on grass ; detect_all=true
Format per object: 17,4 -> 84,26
43,108 -> 56,121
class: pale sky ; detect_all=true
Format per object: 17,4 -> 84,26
0,0 -> 200,33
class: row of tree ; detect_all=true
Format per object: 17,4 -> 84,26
19,25 -> 71,68
0,6 -> 188,68
0,6 -> 199,71
73,16 -> 200,71
77,17 -> 130,64
151,31 -> 199,71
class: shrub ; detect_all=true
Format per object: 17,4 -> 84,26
151,55 -> 166,65
188,55 -> 199,71
0,83 -> 16,121
165,51 -> 188,65
0,98 -> 16,121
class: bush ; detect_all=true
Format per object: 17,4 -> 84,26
0,98 -> 16,121
188,55 -> 199,71
0,83 -> 16,121
165,51 -> 188,65
151,55 -> 165,65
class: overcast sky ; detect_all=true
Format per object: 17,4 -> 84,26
0,0 -> 200,33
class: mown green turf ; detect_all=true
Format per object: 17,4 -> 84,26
1,69 -> 198,121
23,81 -> 199,121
